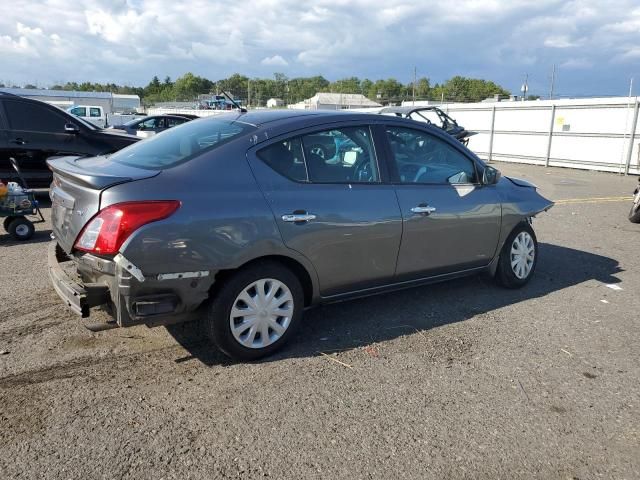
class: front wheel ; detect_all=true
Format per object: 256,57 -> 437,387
628,188 -> 640,223
202,261 -> 304,361
495,222 -> 538,288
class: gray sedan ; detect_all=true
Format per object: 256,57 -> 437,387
48,110 -> 553,360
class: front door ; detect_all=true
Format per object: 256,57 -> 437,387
248,124 -> 403,297
384,125 -> 501,279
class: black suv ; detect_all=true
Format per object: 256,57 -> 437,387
0,93 -> 139,187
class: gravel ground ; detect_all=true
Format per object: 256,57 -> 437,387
0,163 -> 639,479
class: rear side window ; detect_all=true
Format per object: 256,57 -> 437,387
257,126 -> 379,184
111,117 -> 254,169
257,138 -> 308,182
89,108 -> 101,117
4,100 -> 69,132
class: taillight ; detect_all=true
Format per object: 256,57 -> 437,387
74,201 -> 180,255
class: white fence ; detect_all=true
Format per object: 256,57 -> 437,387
433,97 -> 640,175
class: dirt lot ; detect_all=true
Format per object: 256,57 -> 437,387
1,163 -> 639,479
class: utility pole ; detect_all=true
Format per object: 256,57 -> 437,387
412,66 -> 416,106
549,64 -> 556,100
247,79 -> 251,109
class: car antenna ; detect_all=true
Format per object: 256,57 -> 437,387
220,90 -> 247,113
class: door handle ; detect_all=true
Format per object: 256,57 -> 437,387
10,138 -> 27,145
282,212 -> 317,223
410,205 -> 436,215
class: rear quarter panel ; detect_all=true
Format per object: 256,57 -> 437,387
101,140 -> 320,297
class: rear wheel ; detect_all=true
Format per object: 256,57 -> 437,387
202,261 -> 304,361
3,217 -> 12,233
495,222 -> 538,288
629,188 -> 640,223
8,216 -> 34,241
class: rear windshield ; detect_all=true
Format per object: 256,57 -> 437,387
110,117 -> 255,169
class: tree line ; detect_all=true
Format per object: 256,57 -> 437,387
2,72 -> 511,106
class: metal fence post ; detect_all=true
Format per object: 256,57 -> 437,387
545,104 -> 556,167
487,106 -> 496,162
624,100 -> 639,175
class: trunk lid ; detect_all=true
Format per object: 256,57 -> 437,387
47,155 -> 159,253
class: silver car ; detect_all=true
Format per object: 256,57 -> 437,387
48,110 -> 553,360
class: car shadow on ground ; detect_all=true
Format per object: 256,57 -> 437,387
167,243 -> 623,366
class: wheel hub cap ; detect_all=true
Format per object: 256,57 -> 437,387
229,278 -> 294,349
510,231 -> 535,279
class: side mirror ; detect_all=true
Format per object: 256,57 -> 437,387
482,166 -> 501,185
64,123 -> 80,134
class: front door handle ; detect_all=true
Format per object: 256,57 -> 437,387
410,204 -> 436,215
282,212 -> 317,223
10,138 -> 27,145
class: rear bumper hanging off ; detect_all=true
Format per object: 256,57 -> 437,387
47,241 -> 109,317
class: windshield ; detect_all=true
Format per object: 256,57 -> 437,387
110,117 -> 255,169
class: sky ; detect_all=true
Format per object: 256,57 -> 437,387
1,0 -> 639,98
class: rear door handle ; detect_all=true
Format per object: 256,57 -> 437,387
10,138 -> 27,145
282,212 -> 316,223
410,205 -> 436,215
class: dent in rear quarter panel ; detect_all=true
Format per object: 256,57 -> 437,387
495,177 -> 554,250
100,140 -> 320,303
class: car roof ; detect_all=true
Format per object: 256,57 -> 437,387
379,106 -> 441,115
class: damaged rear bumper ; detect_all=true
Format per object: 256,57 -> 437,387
47,241 -> 210,327
48,241 -> 109,317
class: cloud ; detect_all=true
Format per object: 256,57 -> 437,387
0,0 -> 638,96
261,55 -> 288,66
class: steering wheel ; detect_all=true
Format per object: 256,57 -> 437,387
353,154 -> 375,182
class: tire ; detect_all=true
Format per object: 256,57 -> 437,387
495,222 -> 538,289
8,216 -> 34,241
628,189 -> 640,223
202,261 -> 304,361
3,217 -> 12,233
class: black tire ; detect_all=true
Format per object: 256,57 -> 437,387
8,216 -> 34,241
495,222 -> 538,289
629,190 -> 640,223
202,261 -> 304,361
3,216 -> 13,233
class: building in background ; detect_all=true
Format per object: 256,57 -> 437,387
0,87 -> 141,114
266,98 -> 284,108
288,93 -> 381,110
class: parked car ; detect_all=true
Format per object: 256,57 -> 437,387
379,106 -> 475,145
0,93 -> 139,187
67,105 -> 108,128
111,115 -> 194,138
47,110 -> 553,360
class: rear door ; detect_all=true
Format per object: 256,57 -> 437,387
384,124 -> 501,278
88,107 -> 106,128
248,123 -> 403,297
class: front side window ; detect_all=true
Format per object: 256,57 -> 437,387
385,126 -> 477,184
139,118 -> 158,130
301,126 -> 379,183
111,118 -> 254,170
89,107 -> 101,117
5,100 -> 68,132
71,107 -> 87,116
